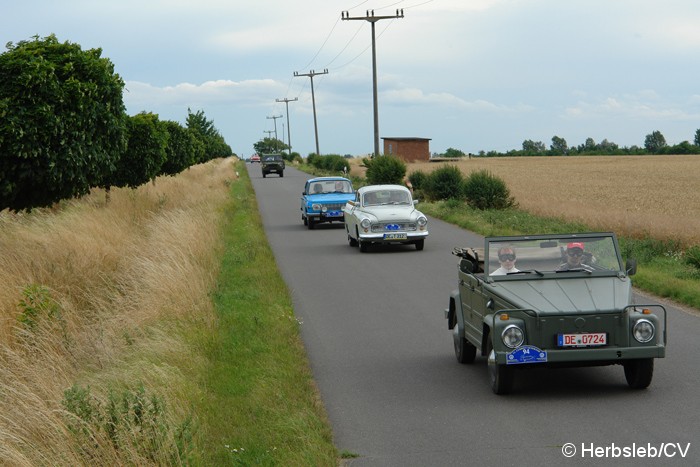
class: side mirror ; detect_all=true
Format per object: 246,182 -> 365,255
626,258 -> 637,276
413,199 -> 419,205
347,200 -> 356,207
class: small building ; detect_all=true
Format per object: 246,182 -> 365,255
382,137 -> 431,162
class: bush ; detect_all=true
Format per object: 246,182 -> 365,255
365,155 -> 406,185
408,170 -> 428,191
307,154 -> 349,174
424,165 -> 463,201
685,245 -> 700,270
462,170 -> 515,210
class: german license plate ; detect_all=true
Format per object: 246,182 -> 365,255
557,333 -> 607,347
326,211 -> 342,217
383,232 -> 407,240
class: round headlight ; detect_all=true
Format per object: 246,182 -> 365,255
360,218 -> 371,229
501,325 -> 524,349
417,216 -> 428,227
633,319 -> 655,343
321,206 -> 328,212
311,203 -> 321,211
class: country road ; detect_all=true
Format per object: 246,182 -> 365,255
248,163 -> 699,466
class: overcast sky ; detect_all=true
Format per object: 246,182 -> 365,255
4,0 -> 700,156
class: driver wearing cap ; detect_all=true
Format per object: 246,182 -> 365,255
556,242 -> 593,271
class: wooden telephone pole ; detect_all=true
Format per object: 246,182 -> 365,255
342,9 -> 404,157
293,69 -> 328,155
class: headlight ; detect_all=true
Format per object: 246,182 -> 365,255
311,203 -> 321,211
360,218 -> 371,229
321,206 -> 328,212
417,216 -> 427,227
633,319 -> 655,343
501,325 -> 524,348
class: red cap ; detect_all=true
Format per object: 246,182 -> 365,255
567,242 -> 584,250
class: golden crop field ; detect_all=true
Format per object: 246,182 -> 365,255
351,155 -> 700,247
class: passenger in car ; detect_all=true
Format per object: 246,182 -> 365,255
491,247 -> 520,275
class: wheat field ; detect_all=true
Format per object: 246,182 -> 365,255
352,155 -> 700,247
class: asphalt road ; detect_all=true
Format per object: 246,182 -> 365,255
248,163 -> 700,466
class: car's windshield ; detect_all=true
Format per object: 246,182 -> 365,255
486,234 -> 623,277
363,189 -> 411,206
308,180 -> 352,194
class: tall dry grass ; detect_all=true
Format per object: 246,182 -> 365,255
0,158 -> 238,465
352,155 -> 700,246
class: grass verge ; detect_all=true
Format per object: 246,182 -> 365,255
195,161 -> 337,465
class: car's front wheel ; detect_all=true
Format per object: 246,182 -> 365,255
623,358 -> 654,389
415,239 -> 425,251
307,217 -> 316,230
453,323 -> 476,364
487,336 -> 514,395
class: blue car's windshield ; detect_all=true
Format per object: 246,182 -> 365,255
309,180 -> 352,194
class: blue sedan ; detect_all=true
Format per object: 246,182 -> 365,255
300,177 -> 355,229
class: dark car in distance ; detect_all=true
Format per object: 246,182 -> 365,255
261,154 -> 285,178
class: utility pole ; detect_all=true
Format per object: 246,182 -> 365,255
266,114 -> 283,151
276,97 -> 298,156
294,69 -> 328,155
342,9 -> 404,157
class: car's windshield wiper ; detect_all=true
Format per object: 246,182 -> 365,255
509,269 -> 544,277
555,268 -> 593,274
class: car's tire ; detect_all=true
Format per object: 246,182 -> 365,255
280,172 -> 284,178
262,173 -> 267,178
487,336 -> 514,395
415,239 -> 425,251
348,234 -> 358,247
303,216 -> 308,226
359,240 -> 369,252
623,358 -> 654,389
307,218 -> 316,230
453,323 -> 476,364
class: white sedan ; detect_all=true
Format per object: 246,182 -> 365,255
343,184 -> 429,252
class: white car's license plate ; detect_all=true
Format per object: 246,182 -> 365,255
557,333 -> 607,347
383,232 -> 407,240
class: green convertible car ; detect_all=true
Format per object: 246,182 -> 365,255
444,232 -> 666,395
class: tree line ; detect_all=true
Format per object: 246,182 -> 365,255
438,130 -> 700,158
0,34 -> 232,212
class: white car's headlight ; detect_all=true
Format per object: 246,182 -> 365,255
360,218 -> 371,229
311,203 -> 321,211
632,319 -> 655,343
501,325 -> 524,349
417,216 -> 427,227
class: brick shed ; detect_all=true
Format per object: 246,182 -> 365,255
382,137 -> 431,162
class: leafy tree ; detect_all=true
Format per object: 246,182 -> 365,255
0,34 -> 126,211
443,147 -> 466,158
254,137 -> 288,155
109,112 -> 168,188
694,129 -> 700,146
644,130 -> 667,153
550,136 -> 568,155
186,108 -> 231,161
160,121 -> 202,176
584,138 -> 596,151
522,140 -> 546,155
